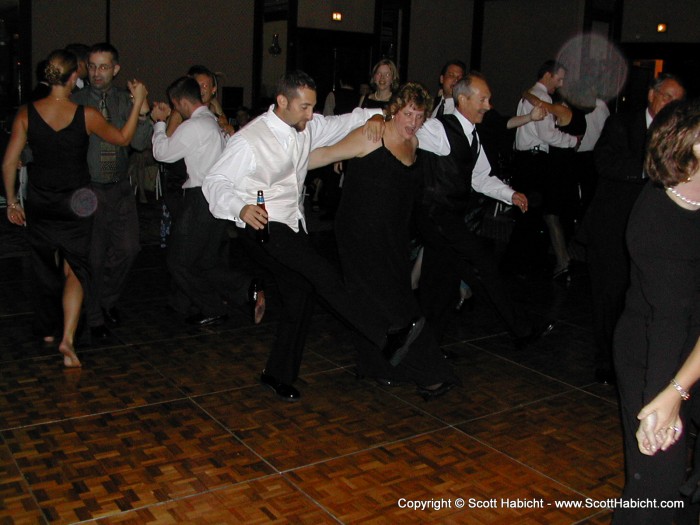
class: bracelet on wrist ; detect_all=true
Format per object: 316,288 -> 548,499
671,378 -> 690,401
8,201 -> 21,209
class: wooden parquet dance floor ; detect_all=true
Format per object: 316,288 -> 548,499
0,229 -> 623,524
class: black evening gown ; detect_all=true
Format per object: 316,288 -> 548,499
335,142 -> 455,385
25,103 -> 94,335
360,96 -> 391,111
613,182 -> 700,524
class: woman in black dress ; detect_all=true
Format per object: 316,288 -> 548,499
309,82 -> 457,398
2,49 -> 147,367
613,99 -> 700,524
359,59 -> 398,110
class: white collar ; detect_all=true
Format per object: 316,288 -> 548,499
454,109 -> 476,136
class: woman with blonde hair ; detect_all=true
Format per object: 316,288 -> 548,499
2,49 -> 147,367
359,59 -> 399,110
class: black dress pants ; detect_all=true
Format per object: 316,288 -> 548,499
87,179 -> 140,326
167,188 -> 248,317
241,222 -> 387,384
418,210 -> 532,343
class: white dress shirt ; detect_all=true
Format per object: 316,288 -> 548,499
430,96 -> 455,119
152,105 -> 226,188
417,107 -> 516,204
515,82 -> 578,152
202,105 -> 382,232
578,98 -> 610,152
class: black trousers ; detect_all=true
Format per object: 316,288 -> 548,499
418,210 -> 532,343
87,179 -> 140,326
167,188 -> 248,317
240,222 -> 387,384
504,151 -> 551,273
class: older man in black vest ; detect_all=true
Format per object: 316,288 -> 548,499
416,73 -> 552,347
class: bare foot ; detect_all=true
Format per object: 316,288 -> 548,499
254,291 -> 266,325
59,342 -> 82,368
43,336 -> 55,343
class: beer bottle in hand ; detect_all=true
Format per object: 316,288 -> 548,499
256,190 -> 270,243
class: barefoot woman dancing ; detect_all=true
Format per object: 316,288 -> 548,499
2,49 -> 147,367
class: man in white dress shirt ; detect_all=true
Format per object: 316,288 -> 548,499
152,77 -> 249,326
430,59 -> 466,119
203,71 -> 425,401
512,59 -> 579,280
416,73 -> 553,347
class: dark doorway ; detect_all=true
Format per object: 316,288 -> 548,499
617,43 -> 700,113
293,28 -> 374,113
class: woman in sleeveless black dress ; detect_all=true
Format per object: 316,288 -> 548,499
2,49 -> 147,367
309,82 -> 457,398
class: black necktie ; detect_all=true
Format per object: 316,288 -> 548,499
471,129 -> 479,159
435,97 -> 444,117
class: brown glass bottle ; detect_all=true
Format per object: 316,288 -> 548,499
256,190 -> 270,243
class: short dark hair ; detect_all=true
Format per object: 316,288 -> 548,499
537,59 -> 566,81
65,43 -> 90,62
387,82 -> 433,116
645,99 -> 700,188
187,64 -> 217,89
440,59 -> 467,77
89,42 -> 119,64
166,76 -> 202,104
275,70 -> 316,101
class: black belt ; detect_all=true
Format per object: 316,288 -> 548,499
92,177 -> 125,186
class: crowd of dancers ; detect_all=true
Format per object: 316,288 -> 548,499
2,43 -> 699,524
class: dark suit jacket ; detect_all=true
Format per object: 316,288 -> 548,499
587,109 -> 648,239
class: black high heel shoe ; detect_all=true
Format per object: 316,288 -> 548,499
417,381 -> 457,401
383,316 -> 425,367
248,279 -> 266,324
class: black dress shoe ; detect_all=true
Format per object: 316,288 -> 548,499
417,381 -> 457,401
552,267 -> 571,283
514,321 -> 555,350
90,325 -> 110,340
383,316 -> 425,367
103,307 -> 120,326
260,371 -> 300,401
595,368 -> 617,386
185,313 -> 228,326
247,279 -> 266,324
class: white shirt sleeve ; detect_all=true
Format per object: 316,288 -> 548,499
151,121 -> 192,163
309,108 -> 383,149
202,134 -> 255,225
416,118 -> 451,156
471,149 -> 515,204
534,113 -> 578,148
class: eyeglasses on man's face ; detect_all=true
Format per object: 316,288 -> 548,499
88,64 -> 114,72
